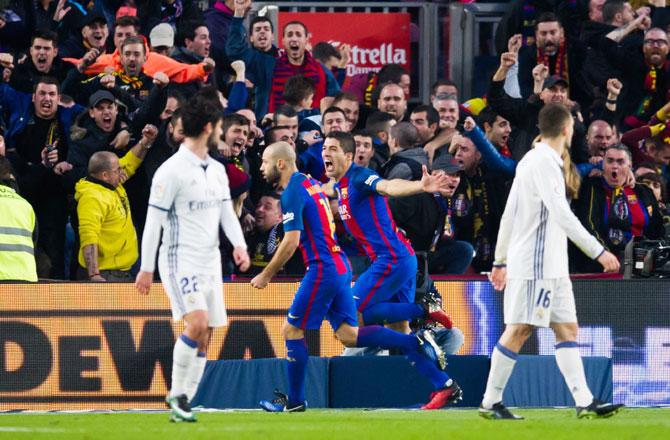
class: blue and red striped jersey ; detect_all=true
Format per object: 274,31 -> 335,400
281,172 -> 349,274
334,164 -> 414,262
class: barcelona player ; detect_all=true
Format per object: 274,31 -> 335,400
251,142 -> 445,412
322,131 -> 461,409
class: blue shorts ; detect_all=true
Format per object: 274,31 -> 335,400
288,266 -> 358,331
352,254 -> 417,312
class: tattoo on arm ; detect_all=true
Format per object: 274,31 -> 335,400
83,244 -> 99,277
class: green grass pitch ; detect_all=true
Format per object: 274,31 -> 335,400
1,408 -> 669,439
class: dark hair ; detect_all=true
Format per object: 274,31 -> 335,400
181,88 -> 224,138
114,15 -> 140,32
265,125 -> 293,144
326,131 -> 355,155
535,12 -> 561,30
431,79 -> 457,97
31,29 -> 58,47
333,92 -> 359,106
477,107 -> 502,129
312,42 -> 340,64
538,103 -> 571,138
322,105 -> 346,120
250,16 -> 274,34
602,0 -> 626,24
121,36 -> 145,53
389,122 -> 420,149
411,105 -> 439,127
176,20 -> 207,47
365,111 -> 395,133
222,113 -> 250,136
353,128 -> 375,140
377,64 -> 408,84
33,76 -> 60,94
0,156 -> 16,187
260,191 -> 281,201
167,89 -> 185,105
283,75 -> 315,106
170,107 -> 183,125
282,21 -> 308,36
273,105 -> 298,125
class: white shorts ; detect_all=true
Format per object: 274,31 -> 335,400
158,258 -> 227,327
504,277 -> 577,327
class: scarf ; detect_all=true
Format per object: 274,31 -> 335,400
603,184 -> 648,251
269,51 -> 326,113
431,194 -> 454,252
536,37 -> 569,82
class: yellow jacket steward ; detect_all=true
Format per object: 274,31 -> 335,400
75,151 -> 142,271
0,185 -> 37,281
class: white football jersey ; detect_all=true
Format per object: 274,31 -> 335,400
495,142 -> 604,279
147,145 -> 245,273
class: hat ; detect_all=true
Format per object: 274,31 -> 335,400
89,90 -> 115,108
82,13 -> 107,28
150,23 -> 174,48
542,75 -> 569,90
224,163 -> 251,199
432,154 -> 461,174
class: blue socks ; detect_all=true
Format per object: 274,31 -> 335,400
406,351 -> 451,389
356,325 -> 419,352
361,303 -> 425,325
285,338 -> 308,406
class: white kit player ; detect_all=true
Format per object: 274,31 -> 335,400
135,89 -> 250,423
477,104 -> 624,420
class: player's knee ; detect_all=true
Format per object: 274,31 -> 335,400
506,324 -> 533,341
335,331 -> 357,347
282,322 -> 304,340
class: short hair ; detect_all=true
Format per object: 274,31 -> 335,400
602,0 -> 626,24
377,81 -> 404,99
282,21 -> 308,36
176,20 -> 207,47
390,122 -> 420,149
377,64 -> 408,85
322,105 -> 346,120
604,143 -> 633,162
365,111 -> 395,133
0,156 -> 16,185
282,75 -> 315,106
333,92 -> 359,106
538,103 -> 571,138
312,42 -> 340,64
121,36 -> 145,53
88,151 -> 115,175
477,107 -> 502,128
431,79 -> 458,97
535,12 -> 562,30
114,15 -> 140,32
31,29 -> 58,46
353,128 -> 375,140
33,76 -> 60,94
326,131 -> 355,155
222,113 -> 250,135
410,105 -> 439,127
265,125 -> 292,144
260,191 -> 281,201
249,16 -> 274,34
434,93 -> 458,104
273,105 -> 298,124
180,88 -> 224,138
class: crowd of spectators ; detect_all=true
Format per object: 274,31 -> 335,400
0,0 -> 669,283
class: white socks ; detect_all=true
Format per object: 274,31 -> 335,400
170,335 -> 198,398
481,343 -> 518,409
185,353 -> 208,401
555,342 -> 593,407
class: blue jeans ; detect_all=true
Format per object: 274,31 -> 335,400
341,326 -> 465,356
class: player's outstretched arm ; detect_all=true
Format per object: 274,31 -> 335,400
376,165 -> 451,198
251,231 -> 301,289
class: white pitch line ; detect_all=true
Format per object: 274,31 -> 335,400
0,427 -> 68,433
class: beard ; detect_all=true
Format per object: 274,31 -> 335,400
264,164 -> 281,185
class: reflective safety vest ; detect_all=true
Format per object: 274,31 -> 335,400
0,185 -> 37,281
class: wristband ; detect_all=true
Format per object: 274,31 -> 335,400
606,98 -> 617,104
492,263 -> 507,268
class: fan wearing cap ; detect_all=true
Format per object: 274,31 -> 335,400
489,48 -> 590,164
150,23 -> 175,57
571,144 -> 664,273
59,13 -> 109,59
389,154 -> 474,275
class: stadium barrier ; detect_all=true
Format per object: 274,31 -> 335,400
0,280 -> 668,409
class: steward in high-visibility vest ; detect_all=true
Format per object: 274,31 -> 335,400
0,157 -> 37,281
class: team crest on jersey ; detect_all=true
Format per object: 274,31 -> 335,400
283,212 -> 295,224
453,194 -> 470,217
153,183 -> 165,202
338,187 -> 348,200
627,194 -> 638,205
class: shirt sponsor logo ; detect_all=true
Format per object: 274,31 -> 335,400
188,199 -> 222,211
283,212 -> 295,224
338,204 -> 351,220
153,183 -> 165,202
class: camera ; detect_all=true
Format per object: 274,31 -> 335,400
623,234 -> 670,278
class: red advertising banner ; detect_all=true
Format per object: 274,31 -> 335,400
278,12 -> 411,77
